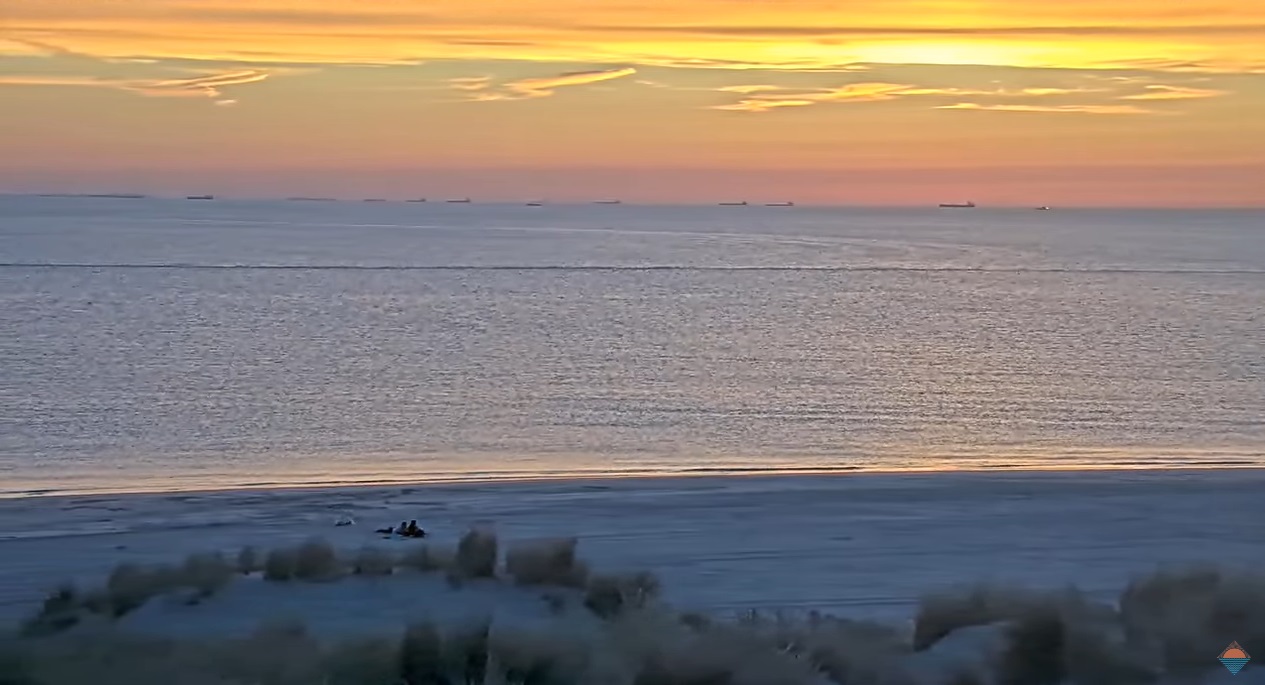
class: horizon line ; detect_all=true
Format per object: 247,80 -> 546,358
3,193 -> 1263,211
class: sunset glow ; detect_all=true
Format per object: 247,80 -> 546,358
3,0 -> 1264,205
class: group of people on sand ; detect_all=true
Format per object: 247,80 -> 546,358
376,519 -> 426,538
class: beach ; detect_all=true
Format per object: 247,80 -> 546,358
3,469 -> 1263,683
4,469 -> 1263,628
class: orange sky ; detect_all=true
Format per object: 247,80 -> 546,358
2,0 -> 1264,205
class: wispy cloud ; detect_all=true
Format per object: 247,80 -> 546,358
1019,87 -> 1105,96
1119,84 -> 1227,100
709,82 -> 1112,112
712,82 -> 918,111
936,103 -> 1155,114
0,68 -> 272,104
448,75 -> 492,91
457,67 -> 637,101
712,98 -> 818,112
624,58 -> 869,72
142,70 -> 269,98
716,84 -> 786,94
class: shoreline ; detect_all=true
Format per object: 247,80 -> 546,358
5,460 -> 1265,500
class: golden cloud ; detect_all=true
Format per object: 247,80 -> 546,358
716,84 -> 788,94
709,82 -> 1117,112
936,103 -> 1156,114
1119,84 -> 1228,100
712,82 -> 918,111
145,69 -> 269,96
448,75 -> 492,91
1019,87 -> 1106,96
458,67 -> 637,101
0,68 -> 272,103
2,1 -> 1263,72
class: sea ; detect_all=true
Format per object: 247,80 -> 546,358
1,196 -> 1262,497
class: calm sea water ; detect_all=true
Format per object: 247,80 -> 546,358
2,197 -> 1262,496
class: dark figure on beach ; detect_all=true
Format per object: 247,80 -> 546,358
376,520 -> 425,537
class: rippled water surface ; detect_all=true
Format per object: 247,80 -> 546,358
2,197 -> 1262,495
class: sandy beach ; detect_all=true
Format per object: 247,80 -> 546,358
4,468 -> 1262,629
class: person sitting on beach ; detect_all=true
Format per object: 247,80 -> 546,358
375,521 -> 425,537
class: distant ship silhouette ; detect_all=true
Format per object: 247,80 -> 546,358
39,193 -> 146,199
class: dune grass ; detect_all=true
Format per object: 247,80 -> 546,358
8,529 -> 1265,685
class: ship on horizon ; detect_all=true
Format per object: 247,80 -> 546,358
764,201 -> 794,207
594,199 -> 622,205
939,201 -> 976,208
185,194 -> 215,201
719,201 -> 748,206
446,198 -> 472,203
37,193 -> 147,199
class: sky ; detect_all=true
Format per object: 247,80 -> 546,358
2,0 -> 1264,206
